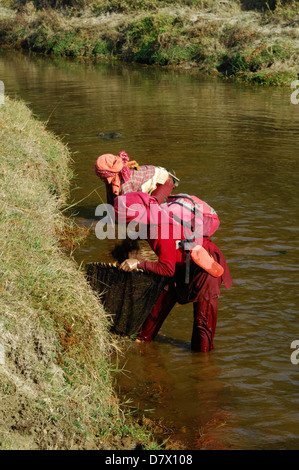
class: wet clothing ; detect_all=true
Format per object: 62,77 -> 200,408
114,192 -> 232,351
137,282 -> 220,352
138,237 -> 232,351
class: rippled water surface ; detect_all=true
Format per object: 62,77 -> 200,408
1,50 -> 298,449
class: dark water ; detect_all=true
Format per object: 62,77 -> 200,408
1,50 -> 298,450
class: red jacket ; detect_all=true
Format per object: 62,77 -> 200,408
138,230 -> 232,302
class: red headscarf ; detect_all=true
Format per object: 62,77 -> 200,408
95,151 -> 137,195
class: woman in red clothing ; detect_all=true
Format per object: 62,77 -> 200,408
114,192 -> 232,352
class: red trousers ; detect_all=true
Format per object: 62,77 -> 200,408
137,282 -> 219,352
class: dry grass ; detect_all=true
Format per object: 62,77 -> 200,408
0,97 -> 157,449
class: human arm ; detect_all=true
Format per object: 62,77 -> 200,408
118,237 -> 177,277
137,237 -> 177,277
119,259 -> 139,272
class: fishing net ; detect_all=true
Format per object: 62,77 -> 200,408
86,262 -> 165,336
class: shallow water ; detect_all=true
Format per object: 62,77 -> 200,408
1,49 -> 298,449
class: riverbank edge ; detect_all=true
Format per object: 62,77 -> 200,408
0,96 -> 161,450
0,4 -> 298,87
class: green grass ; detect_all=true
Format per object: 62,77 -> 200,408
0,1 -> 298,85
216,40 -> 298,85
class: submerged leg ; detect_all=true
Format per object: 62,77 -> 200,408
137,284 -> 177,342
191,297 -> 218,352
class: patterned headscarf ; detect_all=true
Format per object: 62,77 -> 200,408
95,151 -> 138,195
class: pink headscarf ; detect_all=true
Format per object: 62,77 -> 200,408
95,151 -> 137,195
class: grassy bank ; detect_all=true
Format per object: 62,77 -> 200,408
0,0 -> 298,86
0,96 -> 159,450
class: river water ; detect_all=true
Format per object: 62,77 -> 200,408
1,50 -> 298,450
